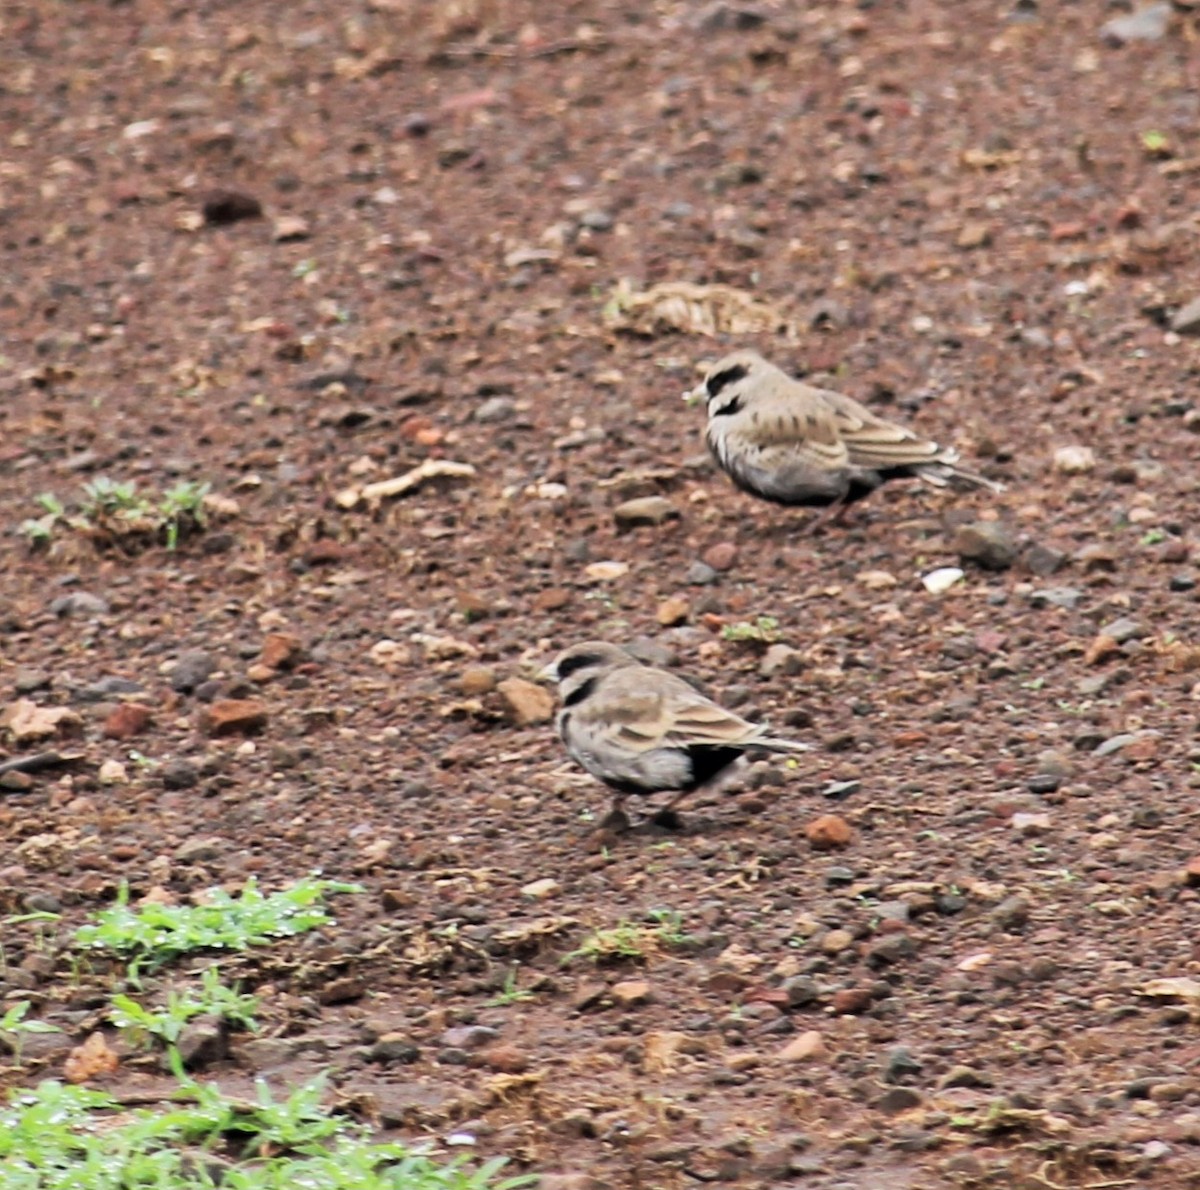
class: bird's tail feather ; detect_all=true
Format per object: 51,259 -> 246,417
916,458 -> 1004,493
747,736 -> 811,754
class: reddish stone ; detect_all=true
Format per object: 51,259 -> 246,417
533,587 -> 572,611
480,1044 -> 528,1074
200,698 -> 268,737
702,542 -> 738,572
805,814 -> 852,851
831,987 -> 872,1015
260,632 -> 304,671
102,703 -> 153,741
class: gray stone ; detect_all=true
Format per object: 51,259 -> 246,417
473,397 -> 515,423
369,1033 -> 421,1064
50,592 -> 110,617
685,561 -> 718,585
1094,733 -> 1136,757
176,836 -> 223,863
13,669 -> 51,694
1172,296 -> 1200,336
992,894 -> 1031,930
953,522 -> 1016,571
1099,616 -> 1145,645
161,759 -> 200,790
875,1087 -> 923,1114
175,1015 -> 229,1070
1029,587 -> 1082,610
1100,3 -> 1171,45
759,643 -> 803,677
1023,543 -> 1067,576
781,976 -> 819,1008
170,650 -> 216,694
76,677 -> 147,703
439,1025 -> 499,1050
579,209 -> 613,232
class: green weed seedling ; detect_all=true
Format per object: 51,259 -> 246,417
110,966 -> 259,1048
564,908 -> 693,965
487,968 -> 534,1007
721,615 -> 781,644
0,1001 -> 61,1065
0,1072 -> 534,1190
75,877 -> 364,976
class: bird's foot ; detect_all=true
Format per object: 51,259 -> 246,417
598,806 -> 631,833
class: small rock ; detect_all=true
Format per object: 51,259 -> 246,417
441,1025 -> 499,1050
1023,544 -> 1067,576
474,397 -> 515,423
954,522 -> 1016,571
1184,856 -> 1200,887
102,703 -> 153,741
1029,587 -> 1082,610
200,698 -> 268,736
857,570 -> 897,590
866,934 -> 915,966
823,779 -> 861,801
1027,773 -> 1061,795
777,1031 -> 827,1063
97,759 -> 128,786
0,771 -> 34,792
161,759 -> 199,789
584,561 -> 629,583
1053,445 -> 1096,474
317,976 -> 364,1005
781,976 -> 819,1007
1075,543 -> 1118,572
1100,3 -> 1172,45
481,1043 -> 528,1073
759,644 -> 803,677
610,979 -> 653,1008
939,1066 -> 993,1090
1172,296 -> 1200,336
496,677 -> 555,726
1099,616 -> 1145,645
521,878 -> 560,900
1083,634 -> 1121,666
820,928 -> 855,955
273,215 -> 310,241
685,561 -> 719,585
656,597 -> 690,627
613,496 -> 679,531
50,592 -> 110,617
992,895 -> 1031,930
369,1033 -> 420,1064
1094,732 -> 1137,758
259,633 -> 303,671
956,221 -> 991,250
13,669 -> 51,694
876,1087 -> 923,1114
702,542 -> 738,572
579,209 -> 613,232
176,836 -> 223,863
170,651 -> 216,694
1012,811 -> 1052,835
458,666 -> 497,696
884,1048 -> 923,1083
805,814 -> 852,850
831,987 -> 872,1015
922,567 -> 964,594
175,1016 -> 229,1069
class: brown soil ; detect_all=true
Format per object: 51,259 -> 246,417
2,1 -> 1200,1187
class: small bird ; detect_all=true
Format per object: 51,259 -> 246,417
685,349 -> 1001,517
542,641 -> 810,831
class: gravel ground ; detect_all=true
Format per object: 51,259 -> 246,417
2,1 -> 1200,1186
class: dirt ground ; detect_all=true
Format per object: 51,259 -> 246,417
3,0 -> 1200,1186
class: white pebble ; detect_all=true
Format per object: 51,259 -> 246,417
922,567 -> 964,594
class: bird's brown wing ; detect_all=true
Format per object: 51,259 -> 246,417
814,387 -> 944,470
578,669 -> 760,753
733,393 -> 851,473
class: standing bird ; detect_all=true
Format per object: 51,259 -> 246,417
542,641 -> 810,831
686,350 -> 1001,517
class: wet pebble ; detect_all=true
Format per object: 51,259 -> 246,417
50,592 -> 110,617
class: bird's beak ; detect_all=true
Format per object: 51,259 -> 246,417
536,662 -> 558,684
682,383 -> 707,407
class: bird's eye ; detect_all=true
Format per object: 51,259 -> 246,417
706,364 -> 749,398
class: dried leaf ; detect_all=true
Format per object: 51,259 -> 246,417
64,1032 -> 120,1083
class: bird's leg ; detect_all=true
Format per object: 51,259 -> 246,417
599,796 -> 630,833
649,788 -> 694,831
808,496 -> 853,533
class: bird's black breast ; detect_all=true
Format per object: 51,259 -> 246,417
681,744 -> 745,791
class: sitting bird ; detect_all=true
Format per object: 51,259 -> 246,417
687,349 -> 1001,518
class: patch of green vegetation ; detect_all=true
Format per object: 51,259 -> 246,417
0,1069 -> 533,1190
74,877 -> 363,975
564,908 -> 692,965
18,477 -> 213,553
0,1002 -> 61,1065
1140,129 -> 1171,157
721,615 -> 780,644
486,968 -> 535,1007
109,966 -> 260,1048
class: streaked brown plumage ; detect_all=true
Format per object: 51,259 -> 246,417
687,350 -> 1001,512
543,641 -> 809,830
